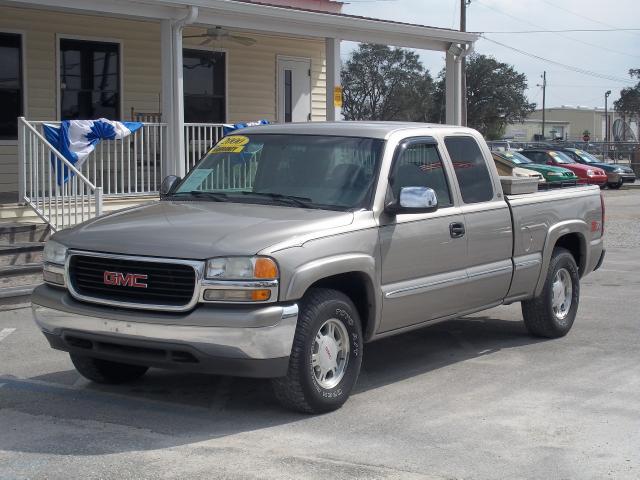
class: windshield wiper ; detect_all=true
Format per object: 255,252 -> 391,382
169,190 -> 229,202
240,192 -> 315,208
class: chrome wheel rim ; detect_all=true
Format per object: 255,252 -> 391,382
551,268 -> 572,320
311,318 -> 350,389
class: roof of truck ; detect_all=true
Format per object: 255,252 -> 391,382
238,121 -> 474,139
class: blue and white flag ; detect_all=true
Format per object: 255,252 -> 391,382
222,119 -> 269,136
43,119 -> 143,185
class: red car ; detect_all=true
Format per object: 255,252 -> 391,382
520,149 -> 608,186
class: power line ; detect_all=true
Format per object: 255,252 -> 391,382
475,0 -> 640,60
482,28 -> 640,33
480,35 -> 635,84
538,0 -> 640,37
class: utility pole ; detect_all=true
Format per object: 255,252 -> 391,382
604,89 -> 611,158
537,71 -> 547,139
460,0 -> 470,126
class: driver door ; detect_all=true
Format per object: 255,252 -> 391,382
379,138 -> 468,333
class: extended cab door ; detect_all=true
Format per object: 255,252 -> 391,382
443,135 -> 513,309
379,138 -> 469,332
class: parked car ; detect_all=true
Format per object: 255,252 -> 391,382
491,152 -> 545,184
520,148 -> 608,187
32,123 -> 605,413
492,151 -> 578,186
558,147 -> 636,189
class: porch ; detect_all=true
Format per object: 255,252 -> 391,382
1,0 -> 478,230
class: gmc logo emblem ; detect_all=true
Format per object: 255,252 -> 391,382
103,271 -> 148,288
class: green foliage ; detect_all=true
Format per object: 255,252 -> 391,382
341,44 -> 435,121
614,69 -> 640,120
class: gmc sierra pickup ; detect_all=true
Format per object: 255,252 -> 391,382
33,122 -> 605,413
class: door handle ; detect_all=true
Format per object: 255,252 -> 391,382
449,222 -> 465,238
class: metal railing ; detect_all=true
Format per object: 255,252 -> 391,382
18,117 -> 103,232
184,123 -> 225,170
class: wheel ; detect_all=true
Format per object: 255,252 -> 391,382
521,247 -> 580,338
271,288 -> 363,414
70,354 -> 148,384
609,180 -> 623,190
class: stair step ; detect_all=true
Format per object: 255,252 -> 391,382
0,263 -> 43,288
0,242 -> 45,266
0,283 -> 39,299
0,222 -> 50,244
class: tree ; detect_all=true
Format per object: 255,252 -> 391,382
431,54 -> 536,139
342,44 -> 436,121
614,69 -> 640,121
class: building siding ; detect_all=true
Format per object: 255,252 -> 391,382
0,6 -> 328,194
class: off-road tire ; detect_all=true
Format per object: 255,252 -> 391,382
70,354 -> 149,384
521,247 -> 580,338
271,288 -> 363,414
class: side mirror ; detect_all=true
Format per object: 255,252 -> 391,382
385,186 -> 438,215
160,175 -> 181,197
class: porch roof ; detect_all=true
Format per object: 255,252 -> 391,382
7,0 -> 479,50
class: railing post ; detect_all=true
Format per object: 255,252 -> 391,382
17,117 -> 26,204
95,187 -> 104,216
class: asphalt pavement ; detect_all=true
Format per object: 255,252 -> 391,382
0,188 -> 638,480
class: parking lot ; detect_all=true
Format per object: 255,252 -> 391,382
1,188 -> 639,480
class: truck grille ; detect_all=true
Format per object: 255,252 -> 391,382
69,254 -> 197,308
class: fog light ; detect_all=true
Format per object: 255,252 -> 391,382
203,289 -> 271,302
43,263 -> 65,286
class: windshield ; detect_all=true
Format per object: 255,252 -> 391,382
171,134 -> 384,211
501,151 -> 532,165
548,151 -> 575,164
569,149 -> 600,164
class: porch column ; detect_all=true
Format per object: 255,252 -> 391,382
161,7 -> 197,178
325,38 -> 342,121
445,46 -> 462,125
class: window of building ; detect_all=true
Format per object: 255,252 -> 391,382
444,136 -> 494,204
183,49 -> 226,123
390,141 -> 453,207
0,32 -> 23,140
60,38 -> 120,120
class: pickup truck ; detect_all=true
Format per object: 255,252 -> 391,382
33,122 -> 606,413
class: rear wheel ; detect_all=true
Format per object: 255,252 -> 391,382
271,288 -> 363,414
70,354 -> 149,384
521,247 -> 580,338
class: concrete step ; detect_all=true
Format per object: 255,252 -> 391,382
0,263 -> 43,287
0,242 -> 45,266
0,222 -> 50,244
0,283 -> 39,310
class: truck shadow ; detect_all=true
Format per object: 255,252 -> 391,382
4,315 -> 546,456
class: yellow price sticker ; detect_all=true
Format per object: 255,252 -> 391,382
209,135 -> 250,154
333,86 -> 343,108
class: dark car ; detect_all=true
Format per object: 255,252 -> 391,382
520,148 -> 608,187
558,148 -> 636,189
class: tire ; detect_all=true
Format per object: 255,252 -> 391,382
70,354 -> 149,384
271,288 -> 363,414
521,247 -> 580,338
609,181 -> 623,190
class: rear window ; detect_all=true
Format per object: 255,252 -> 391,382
444,136 -> 494,203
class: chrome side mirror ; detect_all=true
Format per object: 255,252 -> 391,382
160,175 -> 181,197
386,186 -> 438,214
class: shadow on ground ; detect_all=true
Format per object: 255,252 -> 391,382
0,316 -> 544,456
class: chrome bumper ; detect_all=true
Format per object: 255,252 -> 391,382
32,286 -> 298,378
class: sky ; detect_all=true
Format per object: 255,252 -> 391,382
340,0 -> 640,110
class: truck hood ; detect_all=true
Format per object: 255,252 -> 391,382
53,200 -> 354,259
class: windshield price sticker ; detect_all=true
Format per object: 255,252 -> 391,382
210,135 -> 250,154
549,151 -> 558,157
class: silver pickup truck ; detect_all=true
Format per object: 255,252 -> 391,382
33,122 -> 605,413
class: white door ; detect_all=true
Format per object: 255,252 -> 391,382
277,57 -> 311,123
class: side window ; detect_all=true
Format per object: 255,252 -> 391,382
444,136 -> 494,204
390,142 -> 453,208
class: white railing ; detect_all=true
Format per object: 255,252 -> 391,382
184,123 -> 225,171
25,120 -> 165,196
18,117 -> 103,232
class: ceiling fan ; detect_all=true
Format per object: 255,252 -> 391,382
184,27 -> 257,47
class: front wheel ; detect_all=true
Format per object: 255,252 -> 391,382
609,180 -> 623,190
272,288 -> 363,414
521,247 -> 580,338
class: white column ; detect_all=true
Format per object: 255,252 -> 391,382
325,37 -> 342,121
161,17 -> 189,178
445,46 -> 462,125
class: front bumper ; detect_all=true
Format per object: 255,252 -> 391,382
32,285 -> 298,378
607,172 -> 636,184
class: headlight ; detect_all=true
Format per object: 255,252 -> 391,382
614,167 -> 625,173
43,240 -> 67,265
206,256 -> 278,280
587,169 -> 595,177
